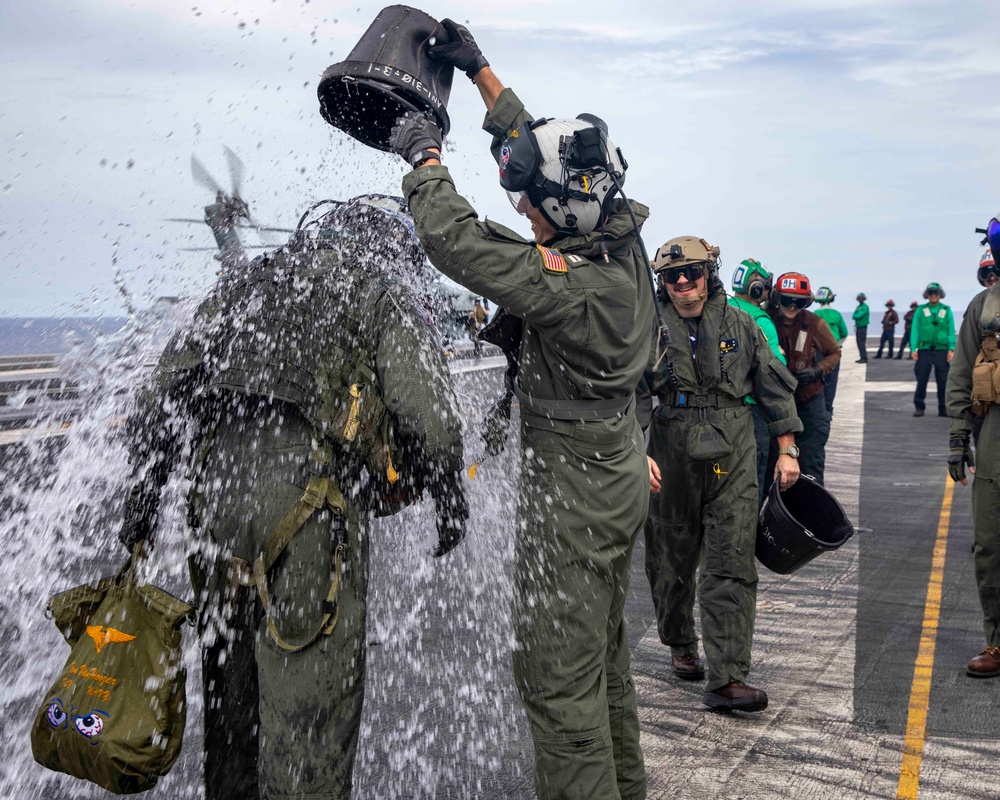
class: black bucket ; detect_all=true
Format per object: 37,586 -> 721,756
317,5 -> 453,152
755,474 -> 854,575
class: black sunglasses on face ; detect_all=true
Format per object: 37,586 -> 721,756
777,295 -> 809,310
660,264 -> 705,284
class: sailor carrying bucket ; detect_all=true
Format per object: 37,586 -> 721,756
756,474 -> 855,574
317,5 -> 454,152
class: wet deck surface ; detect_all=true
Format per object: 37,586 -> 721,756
7,340 -> 999,799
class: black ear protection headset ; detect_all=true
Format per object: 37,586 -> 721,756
747,272 -> 772,301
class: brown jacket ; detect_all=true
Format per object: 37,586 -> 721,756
774,310 -> 842,405
882,309 -> 899,330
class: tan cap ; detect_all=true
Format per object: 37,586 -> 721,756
652,236 -> 720,272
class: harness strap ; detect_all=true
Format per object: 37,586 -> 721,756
657,391 -> 746,409
511,381 -> 632,420
249,474 -> 349,653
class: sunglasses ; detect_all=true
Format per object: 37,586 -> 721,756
660,264 -> 705,284
777,295 -> 810,310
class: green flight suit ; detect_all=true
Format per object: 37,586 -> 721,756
128,242 -> 463,800
401,87 -> 655,800
946,288 -> 1000,648
636,291 -> 801,691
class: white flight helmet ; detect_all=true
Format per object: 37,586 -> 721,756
498,114 -> 627,236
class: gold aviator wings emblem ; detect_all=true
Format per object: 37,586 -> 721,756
86,625 -> 137,654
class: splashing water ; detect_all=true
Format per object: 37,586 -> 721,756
0,288 -> 532,797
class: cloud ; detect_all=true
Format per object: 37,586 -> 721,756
2,0 -> 999,318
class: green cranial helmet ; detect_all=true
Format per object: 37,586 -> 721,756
924,282 -> 945,299
815,286 -> 835,304
731,258 -> 773,300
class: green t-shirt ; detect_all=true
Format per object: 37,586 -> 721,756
815,306 -> 849,343
728,295 -> 786,364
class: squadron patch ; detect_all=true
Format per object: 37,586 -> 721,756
537,245 -> 568,274
720,338 -> 739,354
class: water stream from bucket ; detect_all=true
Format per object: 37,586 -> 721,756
0,280 -> 529,798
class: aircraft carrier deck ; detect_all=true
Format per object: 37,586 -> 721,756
2,337 -> 996,799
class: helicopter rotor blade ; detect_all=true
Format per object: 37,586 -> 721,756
242,225 -> 295,233
191,155 -> 223,195
163,218 -> 293,233
177,245 -> 272,252
224,145 -> 246,201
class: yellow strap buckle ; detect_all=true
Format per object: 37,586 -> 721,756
344,384 -> 361,441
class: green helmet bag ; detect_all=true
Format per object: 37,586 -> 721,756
30,545 -> 193,794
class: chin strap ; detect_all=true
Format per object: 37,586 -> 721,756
674,288 -> 708,308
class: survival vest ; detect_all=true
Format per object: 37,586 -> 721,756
188,243 -> 420,651
777,310 -> 825,405
968,285 -> 1000,415
195,245 -> 413,515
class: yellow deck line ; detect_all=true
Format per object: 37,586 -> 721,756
896,477 -> 955,799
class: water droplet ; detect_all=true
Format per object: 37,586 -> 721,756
15,132 -> 23,140
2,184 -> 11,193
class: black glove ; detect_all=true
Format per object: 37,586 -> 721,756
120,484 -> 158,553
389,111 -> 444,167
427,18 -> 489,80
482,391 -> 513,458
948,436 -> 974,483
792,365 -> 823,386
429,471 -> 469,558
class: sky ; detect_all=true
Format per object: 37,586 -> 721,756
1,0 -> 998,322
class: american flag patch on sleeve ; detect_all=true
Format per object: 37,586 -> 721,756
537,245 -> 568,274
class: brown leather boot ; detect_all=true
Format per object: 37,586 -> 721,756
671,653 -> 705,681
967,646 -> 1000,678
702,681 -> 768,712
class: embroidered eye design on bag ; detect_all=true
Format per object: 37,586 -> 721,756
46,699 -> 69,730
74,711 -> 108,741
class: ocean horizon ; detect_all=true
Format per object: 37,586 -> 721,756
0,317 -> 128,357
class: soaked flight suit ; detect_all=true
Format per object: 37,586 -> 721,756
401,87 -> 655,800
125,241 -> 462,800
946,286 -> 1000,650
637,292 -> 802,691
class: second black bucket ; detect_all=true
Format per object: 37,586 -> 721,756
755,474 -> 855,575
317,5 -> 454,152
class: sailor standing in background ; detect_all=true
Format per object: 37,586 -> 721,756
853,292 -> 870,363
911,282 -> 955,418
813,287 -> 848,418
